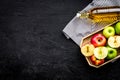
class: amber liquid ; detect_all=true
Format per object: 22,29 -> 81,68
89,12 -> 120,22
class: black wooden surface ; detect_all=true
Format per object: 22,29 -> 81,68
0,0 -> 120,80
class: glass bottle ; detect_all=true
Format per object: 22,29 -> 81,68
77,6 -> 120,22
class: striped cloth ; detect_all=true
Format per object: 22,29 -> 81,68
63,0 -> 120,46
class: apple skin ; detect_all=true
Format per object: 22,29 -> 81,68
90,55 -> 104,66
106,47 -> 117,59
91,33 -> 106,47
115,22 -> 120,34
103,26 -> 115,38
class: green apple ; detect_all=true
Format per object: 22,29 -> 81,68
106,47 -> 117,59
103,26 -> 115,38
115,22 -> 120,34
94,47 -> 108,59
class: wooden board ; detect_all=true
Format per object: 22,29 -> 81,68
80,20 -> 120,68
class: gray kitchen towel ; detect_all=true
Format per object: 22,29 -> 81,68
63,0 -> 120,46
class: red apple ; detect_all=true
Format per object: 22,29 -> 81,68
91,33 -> 106,47
90,55 -> 104,66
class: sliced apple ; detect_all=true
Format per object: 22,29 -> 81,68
94,47 -> 108,59
81,44 -> 95,57
108,36 -> 120,48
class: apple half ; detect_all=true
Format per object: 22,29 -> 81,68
108,36 -> 120,48
81,44 -> 95,57
94,47 -> 108,59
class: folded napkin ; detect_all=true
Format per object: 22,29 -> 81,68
63,0 -> 120,46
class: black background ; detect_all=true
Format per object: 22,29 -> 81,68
0,0 -> 120,80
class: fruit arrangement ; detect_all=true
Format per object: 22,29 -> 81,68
80,21 -> 120,67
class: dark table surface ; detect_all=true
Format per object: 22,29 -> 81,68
0,0 -> 120,80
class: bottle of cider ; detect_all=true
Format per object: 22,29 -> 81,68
77,6 -> 120,22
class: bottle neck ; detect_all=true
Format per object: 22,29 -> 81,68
76,12 -> 89,18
